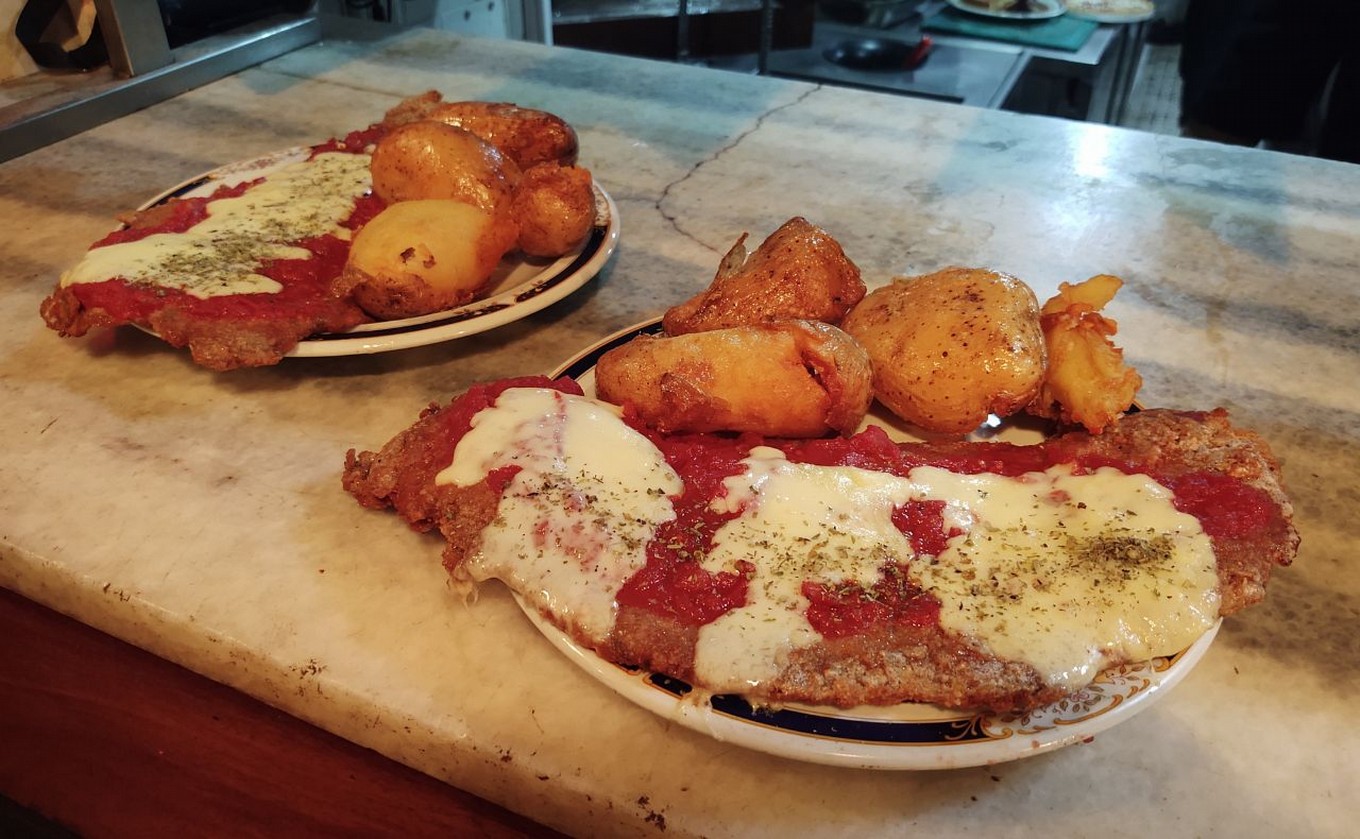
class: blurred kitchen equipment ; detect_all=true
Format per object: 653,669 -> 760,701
823,34 -> 931,70
819,0 -> 924,29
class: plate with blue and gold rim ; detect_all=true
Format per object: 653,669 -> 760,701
519,595 -> 1219,771
137,147 -> 620,358
540,321 -> 1220,770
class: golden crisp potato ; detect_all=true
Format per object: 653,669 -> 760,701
594,320 -> 872,437
382,93 -> 580,169
662,217 -> 865,335
511,164 -> 596,258
1028,274 -> 1143,433
427,101 -> 579,170
380,90 -> 445,128
337,199 -> 518,320
842,267 -> 1046,435
369,121 -> 520,213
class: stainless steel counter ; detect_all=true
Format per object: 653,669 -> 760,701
765,19 -> 1030,107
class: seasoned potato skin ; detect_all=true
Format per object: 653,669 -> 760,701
842,267 -> 1047,435
382,93 -> 579,169
337,200 -> 518,320
512,164 -> 596,258
595,320 -> 873,437
662,217 -> 865,335
369,121 -> 519,213
427,101 -> 579,169
379,90 -> 443,127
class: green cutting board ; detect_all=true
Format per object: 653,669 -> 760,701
923,8 -> 1099,51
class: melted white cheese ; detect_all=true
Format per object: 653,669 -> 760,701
911,465 -> 1219,690
697,453 -> 1218,693
696,448 -> 921,692
441,391 -> 1220,696
437,388 -> 682,641
61,151 -> 371,299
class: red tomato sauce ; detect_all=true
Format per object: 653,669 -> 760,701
69,147 -> 386,328
803,570 -> 941,639
780,424 -> 1055,478
892,499 -> 960,558
314,125 -> 386,155
614,430 -> 756,626
1163,472 -> 1278,540
1055,447 -> 1279,544
476,385 -> 1279,639
612,424 -> 969,632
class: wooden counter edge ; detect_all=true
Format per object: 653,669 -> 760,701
0,586 -> 560,838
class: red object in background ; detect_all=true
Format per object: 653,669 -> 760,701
907,35 -> 933,69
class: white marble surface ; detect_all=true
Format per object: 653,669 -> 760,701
2,22 -> 1357,838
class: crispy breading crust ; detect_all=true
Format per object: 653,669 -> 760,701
40,283 -> 368,371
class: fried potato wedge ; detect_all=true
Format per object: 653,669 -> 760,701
842,267 -> 1046,435
370,121 -> 520,213
512,163 -> 596,258
1028,274 -> 1143,433
382,93 -> 579,169
595,320 -> 873,437
336,200 -> 518,320
662,217 -> 866,335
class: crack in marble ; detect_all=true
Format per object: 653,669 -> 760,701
654,85 -> 821,253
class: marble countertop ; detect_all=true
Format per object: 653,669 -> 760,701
2,23 -> 1356,838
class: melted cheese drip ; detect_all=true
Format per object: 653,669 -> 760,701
697,452 -> 1217,693
697,447 -> 919,692
437,388 -> 682,641
914,465 -> 1220,690
61,151 -> 371,298
438,392 -> 1220,696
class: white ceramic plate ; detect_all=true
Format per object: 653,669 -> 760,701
945,0 -> 1066,20
539,320 -> 1219,769
1064,0 -> 1155,23
519,597 -> 1218,770
137,147 -> 620,358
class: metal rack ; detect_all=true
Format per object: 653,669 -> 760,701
1,1 -> 319,162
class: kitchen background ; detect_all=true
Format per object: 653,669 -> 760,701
2,0 -> 1185,142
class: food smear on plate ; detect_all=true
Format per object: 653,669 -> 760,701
40,93 -> 598,371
